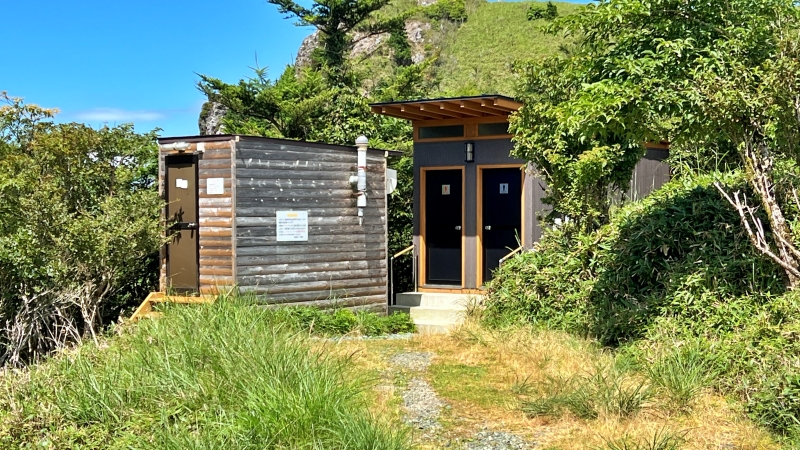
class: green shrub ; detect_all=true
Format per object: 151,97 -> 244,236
0,96 -> 162,366
268,304 -> 415,336
527,1 -> 558,21
424,0 -> 467,22
485,173 -> 784,345
486,172 -> 800,439
0,299 -> 411,449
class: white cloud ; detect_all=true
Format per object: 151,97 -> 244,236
75,108 -> 166,122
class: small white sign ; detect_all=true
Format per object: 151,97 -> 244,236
207,178 -> 225,195
499,183 -> 509,194
176,178 -> 188,189
276,211 -> 308,242
442,184 -> 451,195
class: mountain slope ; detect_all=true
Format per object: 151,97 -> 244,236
433,1 -> 583,96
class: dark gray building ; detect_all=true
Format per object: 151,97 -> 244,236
372,95 -> 670,293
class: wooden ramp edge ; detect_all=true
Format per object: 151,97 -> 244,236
130,292 -> 216,321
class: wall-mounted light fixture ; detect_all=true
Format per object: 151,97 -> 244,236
465,142 -> 475,163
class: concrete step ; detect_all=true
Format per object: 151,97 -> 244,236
415,321 -> 459,334
390,305 -> 467,323
395,292 -> 484,308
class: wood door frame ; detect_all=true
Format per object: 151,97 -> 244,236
476,164 -> 526,287
419,166 -> 466,288
164,153 -> 201,293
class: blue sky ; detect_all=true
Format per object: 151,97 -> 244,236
0,0 -> 314,137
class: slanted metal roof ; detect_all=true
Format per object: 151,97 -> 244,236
370,95 -> 522,121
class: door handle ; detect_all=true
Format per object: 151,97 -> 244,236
485,225 -> 491,230
455,226 -> 462,231
171,222 -> 198,230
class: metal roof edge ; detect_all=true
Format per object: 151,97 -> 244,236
157,134 -> 403,156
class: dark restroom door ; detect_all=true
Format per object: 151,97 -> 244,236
481,168 -> 521,282
425,169 -> 462,285
165,154 -> 199,293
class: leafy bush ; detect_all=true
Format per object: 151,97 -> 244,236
486,173 -> 800,439
268,304 -> 415,336
0,94 -> 162,366
424,0 -> 468,22
527,1 -> 558,21
485,173 -> 784,344
0,299 -> 411,449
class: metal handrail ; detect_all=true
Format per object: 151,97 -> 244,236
393,245 -> 415,258
499,246 -> 524,266
390,244 -> 415,306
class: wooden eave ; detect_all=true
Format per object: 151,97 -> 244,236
370,95 -> 522,122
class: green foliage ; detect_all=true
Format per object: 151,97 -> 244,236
523,363 -> 652,420
268,305 -> 416,336
267,0 -> 392,82
512,0 -> 800,276
0,299 -> 412,448
485,174 -> 800,439
527,2 -> 558,21
485,173 -> 785,344
0,93 -> 162,366
423,0 -> 467,22
386,16 -> 413,66
434,2 -> 580,96
644,343 -> 719,412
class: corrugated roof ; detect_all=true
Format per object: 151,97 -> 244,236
370,95 -> 522,121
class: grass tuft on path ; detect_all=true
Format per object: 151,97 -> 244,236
0,299 -> 412,449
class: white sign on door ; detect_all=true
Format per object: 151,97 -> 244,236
176,178 -> 188,189
442,184 -> 451,195
276,211 -> 309,242
499,183 -> 509,194
207,178 -> 224,195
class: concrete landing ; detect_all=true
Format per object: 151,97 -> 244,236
389,292 -> 484,334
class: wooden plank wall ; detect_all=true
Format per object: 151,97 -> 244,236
159,140 -> 235,294
234,138 -> 388,311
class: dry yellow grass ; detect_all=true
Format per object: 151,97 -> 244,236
331,322 -> 780,449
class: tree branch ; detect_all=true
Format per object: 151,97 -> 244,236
714,181 -> 800,279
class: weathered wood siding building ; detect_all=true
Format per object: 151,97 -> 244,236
372,95 -> 671,293
158,135 -> 397,311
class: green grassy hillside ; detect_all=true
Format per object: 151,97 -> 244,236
434,1 -> 583,96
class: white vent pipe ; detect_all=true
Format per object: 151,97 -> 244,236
355,135 -> 369,223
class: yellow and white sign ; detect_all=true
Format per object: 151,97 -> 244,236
276,211 -> 309,241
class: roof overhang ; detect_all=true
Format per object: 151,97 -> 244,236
370,95 -> 522,121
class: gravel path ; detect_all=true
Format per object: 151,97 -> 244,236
386,350 -> 538,449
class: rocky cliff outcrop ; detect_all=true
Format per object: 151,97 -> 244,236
294,20 -> 430,68
198,101 -> 228,135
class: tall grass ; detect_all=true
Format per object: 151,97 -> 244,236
523,363 -> 652,420
0,299 -> 411,449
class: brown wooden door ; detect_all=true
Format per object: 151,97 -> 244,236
165,154 -> 199,293
425,169 -> 463,285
